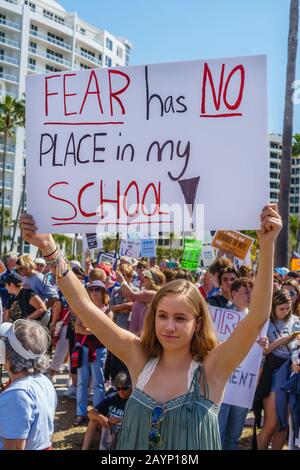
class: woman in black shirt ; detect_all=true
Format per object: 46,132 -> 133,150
3,273 -> 47,322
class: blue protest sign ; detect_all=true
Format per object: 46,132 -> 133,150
141,239 -> 156,258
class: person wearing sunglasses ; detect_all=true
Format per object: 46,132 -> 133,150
20,204 -> 281,450
82,371 -> 132,450
282,279 -> 300,316
15,255 -> 58,309
34,258 -> 46,274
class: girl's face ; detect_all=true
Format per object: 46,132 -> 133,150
275,302 -> 291,320
155,293 -> 198,354
16,265 -> 29,277
142,276 -> 153,290
88,287 -> 103,306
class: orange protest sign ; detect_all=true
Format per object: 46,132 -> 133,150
211,230 -> 254,261
0,261 -> 6,276
291,259 -> 300,271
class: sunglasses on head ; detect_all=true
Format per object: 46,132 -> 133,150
117,386 -> 130,391
88,287 -> 102,292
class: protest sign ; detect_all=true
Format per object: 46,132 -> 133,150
140,239 -> 156,258
181,239 -> 202,271
212,230 -> 254,260
83,233 -> 103,251
119,238 -> 141,258
209,306 -> 268,408
166,262 -> 177,268
0,261 -> 7,276
97,252 -> 117,266
26,55 -> 268,236
291,258 -> 300,271
201,245 -> 215,268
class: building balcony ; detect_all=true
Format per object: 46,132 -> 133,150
75,48 -> 101,66
3,198 -> 12,207
27,63 -> 45,74
0,143 -> 16,153
29,29 -> 72,52
0,53 -> 19,66
0,162 -> 14,171
0,36 -> 20,49
28,47 -> 72,68
0,89 -> 17,99
0,17 -> 21,32
0,71 -> 18,83
3,180 -> 13,189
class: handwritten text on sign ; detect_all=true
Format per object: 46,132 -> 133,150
209,306 -> 268,408
26,56 -> 268,235
212,230 -> 254,260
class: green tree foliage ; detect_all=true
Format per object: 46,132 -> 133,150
0,96 -> 25,255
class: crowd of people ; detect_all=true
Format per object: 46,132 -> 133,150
1,204 -> 300,451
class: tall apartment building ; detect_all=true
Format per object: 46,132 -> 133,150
269,133 -> 300,215
0,0 -> 132,249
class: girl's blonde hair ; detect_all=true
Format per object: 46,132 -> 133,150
16,254 -> 35,271
143,268 -> 165,291
141,279 -> 218,361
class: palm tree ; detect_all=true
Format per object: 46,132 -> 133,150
0,208 -> 12,253
0,95 -> 25,256
52,234 -> 72,257
275,0 -> 299,267
102,235 -> 116,253
292,133 -> 300,156
10,180 -> 25,251
169,232 -> 175,258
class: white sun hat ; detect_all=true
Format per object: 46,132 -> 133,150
0,321 -> 45,360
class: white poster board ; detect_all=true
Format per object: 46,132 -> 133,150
83,233 -> 103,251
26,55 -> 268,236
98,252 -> 117,265
119,238 -> 141,258
201,245 -> 215,267
209,306 -> 268,408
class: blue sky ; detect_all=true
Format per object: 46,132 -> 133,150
59,0 -> 298,134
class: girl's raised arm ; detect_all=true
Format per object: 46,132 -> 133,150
19,215 -> 148,371
204,204 -> 282,389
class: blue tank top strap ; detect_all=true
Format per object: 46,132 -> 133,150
192,362 -> 210,401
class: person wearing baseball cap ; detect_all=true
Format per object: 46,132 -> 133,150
0,319 -> 57,450
4,272 -> 48,323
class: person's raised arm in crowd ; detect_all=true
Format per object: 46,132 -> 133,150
115,269 -> 164,303
203,204 -> 282,404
